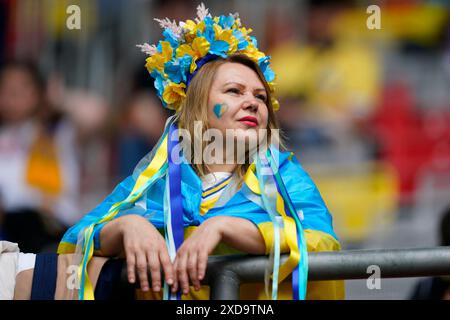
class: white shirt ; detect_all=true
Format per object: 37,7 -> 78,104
0,120 -> 81,225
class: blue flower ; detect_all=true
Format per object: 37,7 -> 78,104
152,72 -> 166,100
263,66 -> 275,83
209,40 -> 229,58
201,23 -> 229,58
156,41 -> 163,52
203,24 -> 216,43
232,29 -> 248,50
203,16 -> 215,27
162,29 -> 179,49
164,55 -> 192,83
218,15 -> 234,29
258,56 -> 275,82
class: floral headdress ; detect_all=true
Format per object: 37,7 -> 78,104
137,3 -> 279,112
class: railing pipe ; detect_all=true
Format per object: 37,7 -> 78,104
120,246 -> 450,300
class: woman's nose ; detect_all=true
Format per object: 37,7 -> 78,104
242,95 -> 259,112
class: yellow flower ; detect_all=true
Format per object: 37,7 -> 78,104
162,81 -> 186,110
176,37 -> 210,73
214,26 -> 238,54
145,41 -> 173,73
239,27 -> 253,37
182,20 -> 197,33
240,42 -> 265,62
183,20 -> 205,42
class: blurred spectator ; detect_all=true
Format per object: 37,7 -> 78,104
270,0 -> 381,160
56,87 -> 111,213
113,90 -> 167,181
409,206 -> 450,300
61,89 -> 109,140
0,61 -> 81,252
105,63 -> 169,183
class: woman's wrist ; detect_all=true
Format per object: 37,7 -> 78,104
100,215 -> 140,256
117,214 -> 145,235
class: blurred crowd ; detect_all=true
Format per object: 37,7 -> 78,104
0,0 -> 449,263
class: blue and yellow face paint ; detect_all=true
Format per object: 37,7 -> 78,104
213,103 -> 228,118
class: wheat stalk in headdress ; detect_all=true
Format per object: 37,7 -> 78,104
136,43 -> 158,56
195,2 -> 211,23
154,17 -> 183,38
232,12 -> 241,26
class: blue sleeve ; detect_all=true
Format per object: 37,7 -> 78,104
59,174 -> 166,252
280,154 -> 338,240
59,175 -> 135,252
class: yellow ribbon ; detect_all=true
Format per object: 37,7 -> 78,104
243,164 -> 300,284
79,135 -> 169,300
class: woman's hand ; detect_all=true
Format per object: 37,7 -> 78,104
118,215 -> 174,292
172,216 -> 225,295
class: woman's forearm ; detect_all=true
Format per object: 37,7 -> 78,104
99,217 -> 125,257
99,215 -> 267,257
219,217 -> 266,254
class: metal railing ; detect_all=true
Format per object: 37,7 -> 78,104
120,246 -> 450,300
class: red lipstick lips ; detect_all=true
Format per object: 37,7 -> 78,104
238,116 -> 258,127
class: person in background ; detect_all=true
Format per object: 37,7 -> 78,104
113,67 -> 169,182
0,61 -> 81,253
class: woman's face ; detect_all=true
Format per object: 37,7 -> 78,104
207,62 -> 269,144
0,68 -> 40,123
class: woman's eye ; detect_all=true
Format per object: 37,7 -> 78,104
256,94 -> 267,102
227,88 -> 240,94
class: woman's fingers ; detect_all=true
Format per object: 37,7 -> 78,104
147,251 -> 161,292
197,249 -> 208,281
126,249 -> 136,284
176,252 -> 189,295
121,217 -> 181,293
187,251 -> 200,290
159,249 -> 174,286
136,251 -> 149,292
171,260 -> 178,293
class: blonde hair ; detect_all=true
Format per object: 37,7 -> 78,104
177,54 -> 284,182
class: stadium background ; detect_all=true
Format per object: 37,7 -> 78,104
0,0 -> 449,299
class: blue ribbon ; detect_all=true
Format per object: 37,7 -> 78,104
186,54 -> 220,87
266,148 -> 308,300
168,122 -> 184,299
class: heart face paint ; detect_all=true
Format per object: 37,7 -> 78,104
213,103 -> 228,119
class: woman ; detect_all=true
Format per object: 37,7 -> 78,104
58,3 -> 344,300
0,61 -> 80,253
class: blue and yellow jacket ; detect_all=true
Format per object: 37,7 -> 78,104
58,148 -> 344,300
